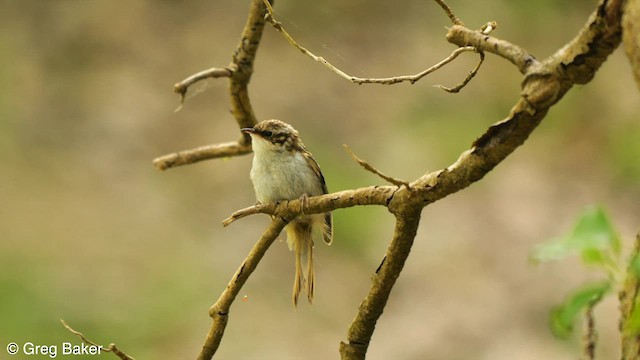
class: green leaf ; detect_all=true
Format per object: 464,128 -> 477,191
550,281 -> 611,339
530,205 -> 621,266
569,205 -> 621,256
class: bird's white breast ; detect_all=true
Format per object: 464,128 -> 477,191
250,138 -> 323,203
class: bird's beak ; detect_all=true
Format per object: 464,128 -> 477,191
241,127 -> 255,134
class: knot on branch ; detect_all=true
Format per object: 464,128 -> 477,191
521,70 -> 562,110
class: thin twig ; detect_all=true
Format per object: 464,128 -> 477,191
343,144 -> 410,188
435,50 -> 484,93
351,46 -> 478,85
173,67 -> 233,109
584,303 -> 598,360
432,0 -> 464,26
222,204 -> 266,227
262,0 -> 479,90
60,320 -> 135,360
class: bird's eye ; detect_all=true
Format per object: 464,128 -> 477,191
263,131 -> 273,138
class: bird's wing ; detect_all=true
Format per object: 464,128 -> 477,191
303,149 -> 333,245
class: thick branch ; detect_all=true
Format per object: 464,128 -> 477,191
620,232 -> 640,360
153,141 -> 252,171
198,218 -> 288,360
414,0 -> 623,205
339,210 -> 422,360
446,25 -> 537,74
623,0 -> 640,90
228,0 -> 270,132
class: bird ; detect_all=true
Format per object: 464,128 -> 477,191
241,119 -> 333,306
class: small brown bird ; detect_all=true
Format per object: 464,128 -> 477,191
241,119 -> 333,306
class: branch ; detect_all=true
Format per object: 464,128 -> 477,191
262,0 -> 481,90
153,141 -> 252,171
620,232 -> 640,360
435,49 -> 484,93
222,186 -> 397,227
153,0 -> 270,170
343,144 -> 410,188
433,0 -> 463,26
623,0 -> 640,91
446,25 -> 537,74
173,67 -> 232,108
412,0 -> 623,205
340,210 -> 422,360
61,320 -> 135,360
198,218 -> 288,360
583,302 -> 598,360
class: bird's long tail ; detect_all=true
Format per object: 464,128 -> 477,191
286,219 -> 315,307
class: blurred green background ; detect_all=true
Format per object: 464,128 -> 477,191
1,1 -> 638,359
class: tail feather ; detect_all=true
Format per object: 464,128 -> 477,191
307,242 -> 314,304
286,219 -> 317,307
292,238 -> 304,307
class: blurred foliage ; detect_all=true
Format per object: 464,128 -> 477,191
549,281 -> 610,339
531,206 -> 634,342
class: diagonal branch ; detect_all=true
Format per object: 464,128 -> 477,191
620,232 -> 640,360
61,320 -> 135,360
343,144 -> 410,188
198,217 -> 288,360
433,0 -> 464,26
339,209 -> 422,359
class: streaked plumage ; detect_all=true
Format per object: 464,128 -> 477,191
242,119 -> 333,306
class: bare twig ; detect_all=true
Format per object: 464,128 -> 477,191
343,144 -> 410,188
222,203 -> 267,227
262,0 -> 480,90
153,141 -> 252,171
173,67 -> 233,108
432,0 -> 463,26
584,303 -> 598,360
60,320 -> 135,360
435,50 -> 485,93
198,218 -> 288,360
